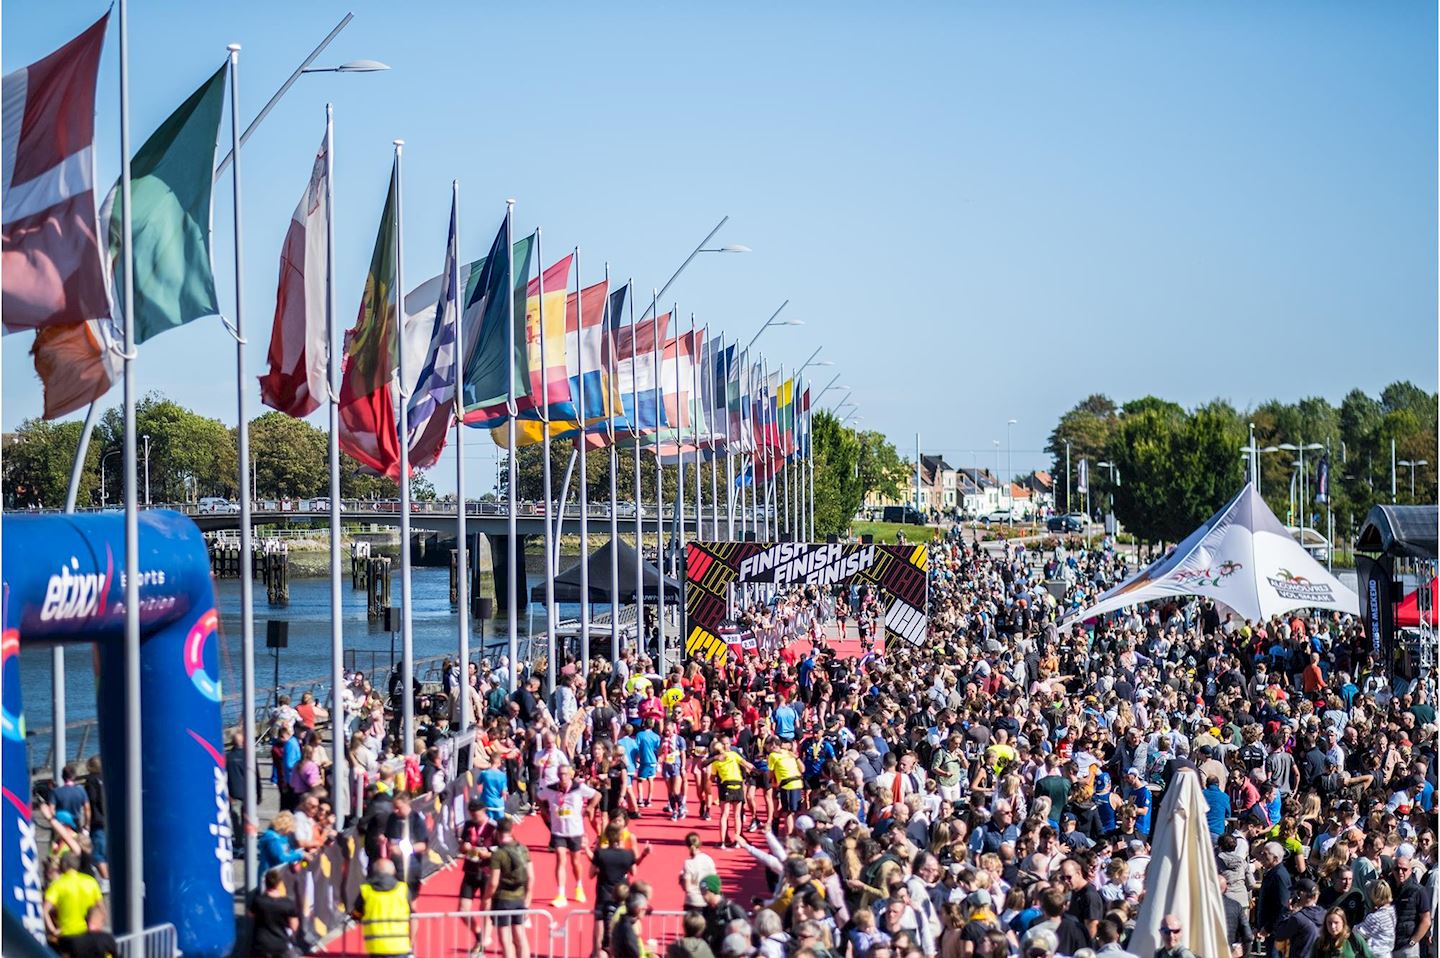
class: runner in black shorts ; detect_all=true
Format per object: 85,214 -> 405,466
456,798 -> 494,957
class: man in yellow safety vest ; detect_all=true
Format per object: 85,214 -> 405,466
351,858 -> 413,956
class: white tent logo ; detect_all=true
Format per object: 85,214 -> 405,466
1266,569 -> 1335,604
1069,482 -> 1357,623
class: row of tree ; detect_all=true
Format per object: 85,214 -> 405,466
3,396 -> 907,538
1044,382 -> 1437,544
2,394 -> 412,509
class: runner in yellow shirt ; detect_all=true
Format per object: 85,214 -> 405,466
767,740 -> 806,837
44,853 -> 104,946
703,737 -> 754,848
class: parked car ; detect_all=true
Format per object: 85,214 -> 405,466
881,505 -> 926,525
1046,514 -> 1085,533
982,509 -> 1013,524
198,497 -> 239,514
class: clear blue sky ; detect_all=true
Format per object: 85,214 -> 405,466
4,1 -> 1435,493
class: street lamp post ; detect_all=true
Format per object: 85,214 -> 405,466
1399,459 -> 1429,500
746,301 -> 802,350
1278,442 -> 1324,529
142,434 -> 150,506
1006,419 -> 1016,526
1097,460 -> 1120,530
992,440 -> 1001,515
99,448 -> 122,509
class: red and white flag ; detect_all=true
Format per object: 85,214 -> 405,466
258,132 -> 330,418
2,14 -> 111,333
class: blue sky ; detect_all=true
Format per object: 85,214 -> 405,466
4,1 -> 1435,492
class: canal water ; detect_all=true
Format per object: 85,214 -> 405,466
17,554 -> 628,738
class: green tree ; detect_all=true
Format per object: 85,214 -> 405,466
248,412 -> 327,498
811,411 -> 861,536
95,393 -> 237,503
1046,394 -> 1117,512
341,453 -> 399,499
2,418 -> 100,508
1106,397 -> 1187,542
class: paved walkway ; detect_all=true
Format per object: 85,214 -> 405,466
322,621 -> 871,956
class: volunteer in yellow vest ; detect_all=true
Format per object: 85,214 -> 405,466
767,738 -> 806,837
704,736 -> 755,849
44,851 -> 103,949
351,858 -> 413,956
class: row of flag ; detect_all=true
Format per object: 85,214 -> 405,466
2,14 -> 814,487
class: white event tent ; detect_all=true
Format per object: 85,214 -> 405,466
1070,482 -> 1358,624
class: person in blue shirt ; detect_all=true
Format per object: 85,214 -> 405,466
1202,774 -> 1231,838
797,651 -> 817,699
798,733 -> 834,791
618,725 -> 640,773
1093,770 -> 1117,835
771,696 -> 799,742
634,720 -> 662,807
1122,767 -> 1152,835
256,811 -> 305,880
478,754 -> 510,823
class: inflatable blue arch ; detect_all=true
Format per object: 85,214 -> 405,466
2,511 -> 234,957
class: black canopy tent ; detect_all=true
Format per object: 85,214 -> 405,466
530,538 -> 681,604
1356,504 -> 1438,560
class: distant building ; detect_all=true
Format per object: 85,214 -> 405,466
1023,470 -> 1055,513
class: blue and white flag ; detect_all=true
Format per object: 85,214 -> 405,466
406,195 -> 459,470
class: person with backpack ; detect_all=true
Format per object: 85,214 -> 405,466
486,819 -> 532,958
700,875 -> 747,954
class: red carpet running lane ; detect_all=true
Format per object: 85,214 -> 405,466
323,622 -> 879,957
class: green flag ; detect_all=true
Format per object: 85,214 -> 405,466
108,64 -> 226,343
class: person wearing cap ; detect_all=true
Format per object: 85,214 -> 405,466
1271,878 -> 1324,958
457,797 -> 496,956
1120,767 -> 1152,836
699,874 -> 747,955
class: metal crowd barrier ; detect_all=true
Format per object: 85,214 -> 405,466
114,922 -> 178,958
555,908 -> 690,958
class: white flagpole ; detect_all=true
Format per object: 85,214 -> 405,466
452,180 -> 470,734
783,365 -> 794,538
763,358 -> 774,541
630,286 -> 643,662
651,290 -> 666,673
224,42 -> 257,895
690,317 -> 702,552
709,331 -> 721,541
392,140 -> 415,753
537,230 -> 557,690
672,307 -> 685,668
808,404 -> 816,539
505,206 -> 519,692
324,105 -> 348,819
115,0 -> 143,921
575,247 -> 591,669
723,341 -> 735,541
552,451 -> 577,575
605,268 -> 620,667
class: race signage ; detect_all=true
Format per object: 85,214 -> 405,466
684,541 -> 928,662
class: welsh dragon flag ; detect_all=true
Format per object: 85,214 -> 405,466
337,160 -> 401,479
